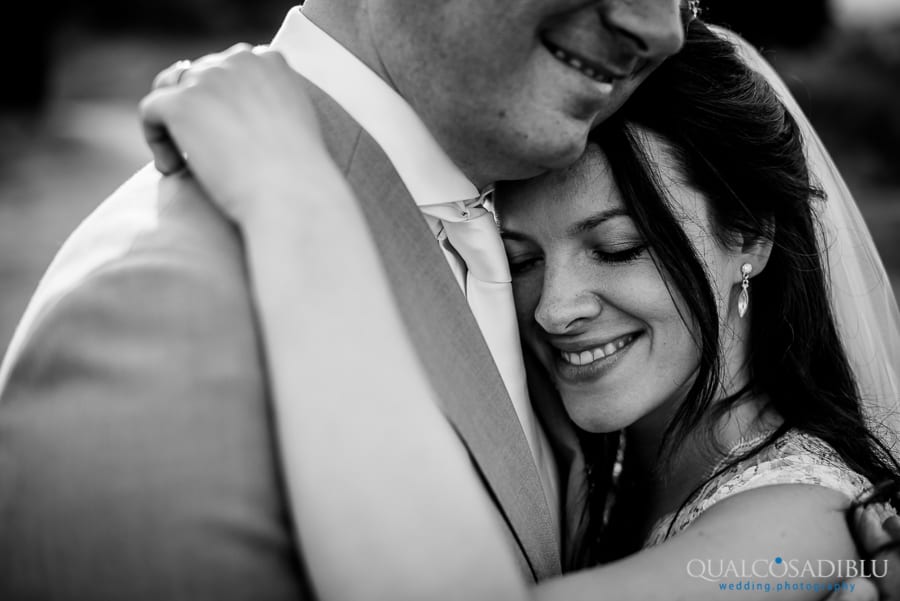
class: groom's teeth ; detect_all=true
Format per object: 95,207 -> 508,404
546,41 -> 615,86
559,334 -> 635,367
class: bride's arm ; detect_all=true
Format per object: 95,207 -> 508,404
141,48 -> 529,601
536,484 -> 863,601
246,146 -> 529,601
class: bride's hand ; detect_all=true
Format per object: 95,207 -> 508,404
140,44 -> 330,225
827,506 -> 900,601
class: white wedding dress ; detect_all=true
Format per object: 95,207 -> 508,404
644,429 -> 873,546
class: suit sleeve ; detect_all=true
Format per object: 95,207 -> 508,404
0,244 -> 308,600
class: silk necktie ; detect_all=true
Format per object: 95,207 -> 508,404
420,192 -> 559,522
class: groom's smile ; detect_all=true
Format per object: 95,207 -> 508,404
364,0 -> 684,183
542,39 -> 619,89
540,9 -> 650,91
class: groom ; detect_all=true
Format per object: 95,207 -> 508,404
0,1 -> 894,600
0,1 -> 683,597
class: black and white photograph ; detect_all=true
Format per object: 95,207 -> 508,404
1,1 -> 899,599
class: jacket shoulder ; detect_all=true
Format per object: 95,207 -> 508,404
0,165 -> 307,600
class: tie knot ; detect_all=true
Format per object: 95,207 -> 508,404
440,211 -> 510,284
419,186 -> 494,239
448,185 -> 495,223
417,185 -> 509,283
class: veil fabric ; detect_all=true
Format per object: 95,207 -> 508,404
727,30 -> 900,454
809,133 -> 900,443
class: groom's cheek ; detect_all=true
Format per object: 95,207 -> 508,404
589,73 -> 651,128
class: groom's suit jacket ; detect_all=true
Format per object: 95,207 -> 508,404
0,80 -> 564,598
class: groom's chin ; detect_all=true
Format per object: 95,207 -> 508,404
528,131 -> 591,174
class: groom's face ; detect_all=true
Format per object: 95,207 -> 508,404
367,0 -> 685,184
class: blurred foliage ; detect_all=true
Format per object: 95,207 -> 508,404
699,0 -> 899,184
4,0 -> 285,111
701,0 -> 832,48
772,24 -> 900,185
71,0 -> 287,33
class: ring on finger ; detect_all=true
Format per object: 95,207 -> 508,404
173,60 -> 193,85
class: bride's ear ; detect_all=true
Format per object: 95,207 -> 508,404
735,227 -> 775,281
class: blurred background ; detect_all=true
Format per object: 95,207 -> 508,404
1,0 -> 899,351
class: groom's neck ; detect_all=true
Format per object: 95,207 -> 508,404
301,0 -> 494,189
302,1 -> 400,97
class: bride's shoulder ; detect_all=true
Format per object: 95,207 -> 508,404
645,430 -> 872,547
706,429 -> 872,506
756,430 -> 870,487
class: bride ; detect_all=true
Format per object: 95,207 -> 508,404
141,17 -> 900,601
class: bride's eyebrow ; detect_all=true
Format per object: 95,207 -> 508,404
498,208 -> 632,241
567,208 -> 631,236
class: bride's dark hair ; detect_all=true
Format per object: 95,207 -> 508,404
576,19 -> 899,565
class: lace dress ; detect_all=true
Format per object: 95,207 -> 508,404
643,429 -> 872,548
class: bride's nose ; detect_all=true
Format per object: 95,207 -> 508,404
534,262 -> 603,335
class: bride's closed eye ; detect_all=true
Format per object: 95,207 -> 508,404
507,252 -> 543,276
582,212 -> 647,265
502,234 -> 544,276
591,243 -> 648,265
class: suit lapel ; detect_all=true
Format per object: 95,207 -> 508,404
306,85 -> 561,580
525,353 -> 590,572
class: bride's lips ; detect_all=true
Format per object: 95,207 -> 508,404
549,332 -> 642,385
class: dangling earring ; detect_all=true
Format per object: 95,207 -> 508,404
738,263 -> 753,318
687,0 -> 702,19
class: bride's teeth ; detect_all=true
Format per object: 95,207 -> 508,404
568,57 -> 583,69
559,334 -> 636,367
554,49 -> 567,60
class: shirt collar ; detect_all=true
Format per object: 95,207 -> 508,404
270,7 -> 480,206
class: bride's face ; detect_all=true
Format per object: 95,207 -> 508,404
496,133 -> 744,433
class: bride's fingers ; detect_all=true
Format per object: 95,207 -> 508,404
152,59 -> 193,91
152,43 -> 258,91
885,514 -> 900,539
852,505 -> 894,555
140,43 -> 313,185
139,87 -> 186,175
848,506 -> 900,601
143,43 -> 257,175
825,577 -> 878,601
875,513 -> 900,558
875,514 -> 900,601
